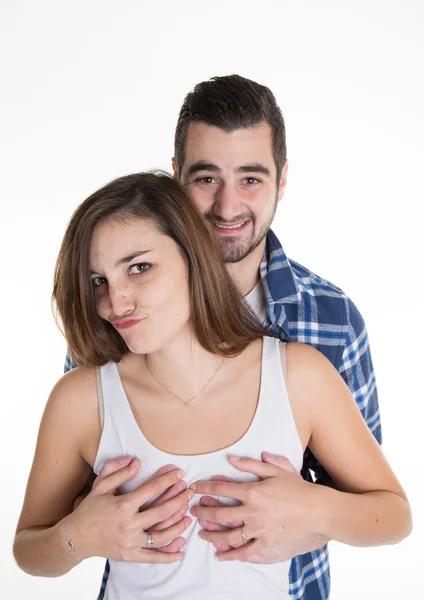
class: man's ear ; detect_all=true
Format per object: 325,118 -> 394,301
171,157 -> 178,177
277,160 -> 289,203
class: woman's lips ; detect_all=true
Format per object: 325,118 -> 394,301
113,319 -> 143,330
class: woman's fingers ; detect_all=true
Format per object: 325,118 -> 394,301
157,536 -> 187,554
147,503 -> 190,532
138,488 -> 193,529
93,456 -> 133,491
142,516 -> 192,550
141,479 -> 188,512
127,467 -> 185,508
94,458 -> 142,495
131,549 -> 184,564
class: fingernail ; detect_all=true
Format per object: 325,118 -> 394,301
130,458 -> 139,468
217,555 -> 226,561
228,455 -> 240,462
199,519 -> 208,528
180,505 -> 189,515
187,489 -> 195,500
177,469 -> 185,479
119,456 -> 129,464
264,452 -> 276,461
189,483 -> 197,492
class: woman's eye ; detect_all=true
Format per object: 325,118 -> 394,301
129,263 -> 151,275
92,276 -> 106,288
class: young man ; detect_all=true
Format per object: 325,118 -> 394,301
67,75 -> 381,599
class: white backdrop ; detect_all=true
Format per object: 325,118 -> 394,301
1,1 -> 422,598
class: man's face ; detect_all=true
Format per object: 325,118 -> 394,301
176,121 -> 287,263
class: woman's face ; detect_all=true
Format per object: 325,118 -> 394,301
90,217 -> 192,354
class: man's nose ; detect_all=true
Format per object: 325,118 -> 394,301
213,183 -> 244,221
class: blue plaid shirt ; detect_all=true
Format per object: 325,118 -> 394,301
66,229 -> 381,600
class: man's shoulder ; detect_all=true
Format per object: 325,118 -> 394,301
287,257 -> 351,324
288,258 -> 344,296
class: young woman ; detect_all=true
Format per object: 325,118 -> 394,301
14,172 -> 411,599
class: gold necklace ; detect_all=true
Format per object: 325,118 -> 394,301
145,355 -> 226,406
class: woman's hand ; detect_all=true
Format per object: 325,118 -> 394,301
67,458 -> 193,563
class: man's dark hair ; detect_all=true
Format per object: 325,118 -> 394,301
174,74 -> 287,181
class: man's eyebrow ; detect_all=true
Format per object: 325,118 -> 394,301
186,162 -> 221,177
90,251 -> 152,275
238,164 -> 271,176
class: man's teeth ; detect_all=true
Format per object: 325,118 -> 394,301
215,221 -> 246,230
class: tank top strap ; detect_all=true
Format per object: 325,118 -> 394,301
260,335 -> 286,383
98,361 -> 132,430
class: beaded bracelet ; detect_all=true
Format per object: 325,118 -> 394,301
64,516 -> 84,559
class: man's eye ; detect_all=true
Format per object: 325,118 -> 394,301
245,177 -> 260,185
129,263 -> 151,275
195,176 -> 215,184
92,276 -> 106,288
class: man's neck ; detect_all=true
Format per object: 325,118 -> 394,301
226,241 -> 265,297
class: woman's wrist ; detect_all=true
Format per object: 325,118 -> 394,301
59,514 -> 87,562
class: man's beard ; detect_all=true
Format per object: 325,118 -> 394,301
205,197 -> 278,264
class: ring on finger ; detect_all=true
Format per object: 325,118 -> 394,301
147,532 -> 154,549
240,528 -> 248,545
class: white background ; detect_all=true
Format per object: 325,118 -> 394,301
1,1 -> 423,598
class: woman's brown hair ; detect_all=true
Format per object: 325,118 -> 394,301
53,171 -> 268,366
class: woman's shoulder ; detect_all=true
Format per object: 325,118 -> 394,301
284,341 -> 333,374
53,364 -> 98,397
46,365 -> 100,424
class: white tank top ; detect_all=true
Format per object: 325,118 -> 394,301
94,336 -> 303,600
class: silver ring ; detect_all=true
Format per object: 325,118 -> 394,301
147,533 -> 154,549
241,528 -> 248,544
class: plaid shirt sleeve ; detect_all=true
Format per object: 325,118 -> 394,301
64,352 -> 77,373
308,297 -> 382,484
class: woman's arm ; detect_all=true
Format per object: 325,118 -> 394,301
287,342 -> 412,546
13,367 -> 192,576
13,367 -> 99,575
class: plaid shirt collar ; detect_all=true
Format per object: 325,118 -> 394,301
259,229 -> 301,340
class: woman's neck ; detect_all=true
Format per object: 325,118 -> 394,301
140,332 -> 225,404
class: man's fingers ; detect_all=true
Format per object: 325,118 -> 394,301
94,458 -> 141,495
261,452 -> 299,475
227,455 -> 293,479
93,456 -> 133,490
199,526 -> 246,549
210,475 -> 235,482
199,497 -> 244,528
198,519 -> 228,532
190,504 -> 246,524
190,480 -> 248,501
217,538 -> 264,563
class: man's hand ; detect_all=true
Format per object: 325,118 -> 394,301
190,452 -> 329,563
74,456 -> 190,554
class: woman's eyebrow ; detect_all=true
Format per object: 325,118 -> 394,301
90,250 -> 153,275
115,250 -> 152,267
